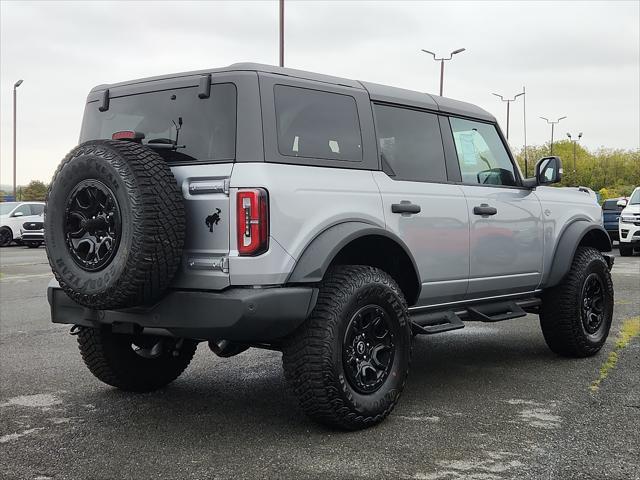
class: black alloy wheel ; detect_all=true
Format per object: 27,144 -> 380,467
581,273 -> 606,336
64,180 -> 121,272
343,304 -> 395,394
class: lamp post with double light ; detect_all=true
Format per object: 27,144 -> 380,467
540,116 -> 566,155
421,48 -> 466,96
13,79 -> 23,200
492,90 -> 524,140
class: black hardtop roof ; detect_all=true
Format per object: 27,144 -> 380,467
89,62 -> 495,122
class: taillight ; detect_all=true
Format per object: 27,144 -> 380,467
236,188 -> 269,256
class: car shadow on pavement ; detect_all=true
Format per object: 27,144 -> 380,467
75,320 -> 569,436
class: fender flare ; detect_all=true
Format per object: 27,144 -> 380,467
287,221 -> 421,290
543,221 -> 612,288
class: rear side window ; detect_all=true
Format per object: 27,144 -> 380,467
373,104 -> 446,182
81,83 -> 237,163
274,85 -> 362,162
450,117 -> 517,186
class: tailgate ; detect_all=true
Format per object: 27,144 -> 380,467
170,163 -> 233,290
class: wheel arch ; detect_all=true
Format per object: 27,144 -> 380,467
543,221 -> 612,288
287,221 -> 421,305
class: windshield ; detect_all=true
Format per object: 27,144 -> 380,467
629,188 -> 640,205
0,202 -> 18,215
81,83 -> 237,163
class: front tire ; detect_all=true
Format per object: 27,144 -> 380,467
77,327 -> 197,392
619,244 -> 633,256
0,227 -> 13,247
283,265 -> 412,430
540,247 -> 614,357
26,241 -> 42,248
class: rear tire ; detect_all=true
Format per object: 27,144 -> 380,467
283,265 -> 412,430
619,244 -> 633,256
77,327 -> 197,392
540,247 -> 613,357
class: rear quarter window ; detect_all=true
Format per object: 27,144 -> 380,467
81,83 -> 237,163
274,85 -> 363,162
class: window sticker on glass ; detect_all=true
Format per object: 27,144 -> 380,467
459,133 -> 477,165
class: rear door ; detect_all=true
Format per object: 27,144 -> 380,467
80,72 -> 262,290
371,103 -> 470,306
446,116 -> 543,298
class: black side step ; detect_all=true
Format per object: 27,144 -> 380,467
466,301 -> 526,322
411,310 -> 464,335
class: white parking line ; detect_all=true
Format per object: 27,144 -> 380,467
0,273 -> 53,282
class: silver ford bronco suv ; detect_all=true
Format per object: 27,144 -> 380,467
46,63 -> 614,430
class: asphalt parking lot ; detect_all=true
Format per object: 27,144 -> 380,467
0,246 -> 638,480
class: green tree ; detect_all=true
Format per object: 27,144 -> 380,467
21,180 -> 48,201
515,141 -> 639,202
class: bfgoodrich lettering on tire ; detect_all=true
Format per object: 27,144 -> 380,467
45,140 -> 185,309
540,247 -> 614,357
282,265 -> 412,430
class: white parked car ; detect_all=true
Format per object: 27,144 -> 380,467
0,201 -> 45,247
618,187 -> 640,256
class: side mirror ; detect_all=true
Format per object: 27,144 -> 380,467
12,211 -> 24,218
617,199 -> 628,208
536,156 -> 562,185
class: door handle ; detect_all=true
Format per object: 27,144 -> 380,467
473,204 -> 498,216
392,201 -> 421,214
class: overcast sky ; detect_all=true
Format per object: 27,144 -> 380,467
1,0 -> 638,186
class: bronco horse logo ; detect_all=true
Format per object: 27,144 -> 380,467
205,208 -> 222,233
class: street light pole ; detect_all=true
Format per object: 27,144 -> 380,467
13,79 -> 23,200
566,132 -> 583,174
421,48 -> 466,96
540,116 -> 567,155
279,0 -> 284,67
523,86 -> 528,177
492,90 -> 524,140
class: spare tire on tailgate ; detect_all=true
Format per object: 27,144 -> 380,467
45,140 -> 185,310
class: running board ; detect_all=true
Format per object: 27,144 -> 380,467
466,301 -> 526,322
411,311 -> 464,335
410,297 -> 541,335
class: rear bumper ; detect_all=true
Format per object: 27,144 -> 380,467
48,282 -> 318,342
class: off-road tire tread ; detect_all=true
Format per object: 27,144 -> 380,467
283,265 -> 412,430
540,247 -> 614,358
45,140 -> 185,309
77,327 -> 197,392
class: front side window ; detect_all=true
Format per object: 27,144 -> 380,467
450,117 -> 517,186
373,104 -> 446,182
274,85 -> 362,162
81,83 -> 237,163
12,204 -> 31,216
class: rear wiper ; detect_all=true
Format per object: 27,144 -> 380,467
144,117 -> 185,150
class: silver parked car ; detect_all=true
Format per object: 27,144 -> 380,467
45,63 -> 614,430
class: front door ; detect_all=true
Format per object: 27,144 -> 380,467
448,117 -> 543,298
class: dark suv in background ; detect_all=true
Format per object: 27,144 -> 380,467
602,198 -> 625,241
